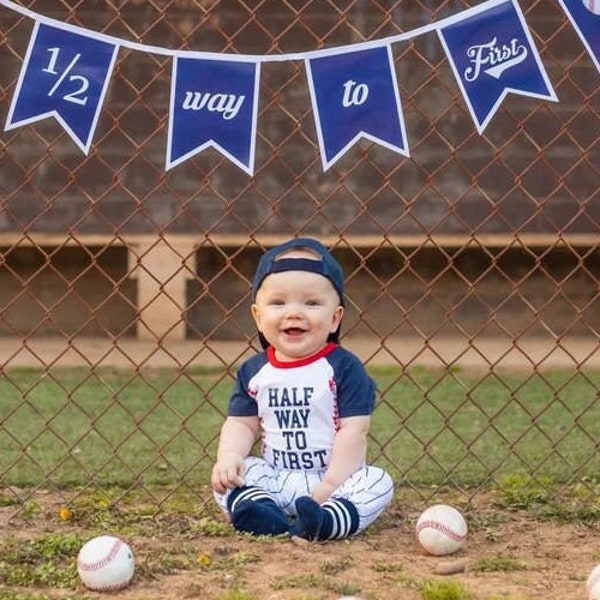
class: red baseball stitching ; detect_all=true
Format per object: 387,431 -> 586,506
77,538 -> 133,591
416,519 -> 467,542
78,538 -> 123,572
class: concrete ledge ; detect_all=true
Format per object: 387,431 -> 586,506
0,336 -> 598,370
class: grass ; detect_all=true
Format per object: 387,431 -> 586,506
271,572 -> 363,596
0,534 -> 83,589
1,365 -> 600,491
421,579 -> 473,600
472,554 -> 528,573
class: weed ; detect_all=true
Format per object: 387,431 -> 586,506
319,555 -> 353,575
330,581 -> 363,595
232,530 -> 290,545
0,495 -> 20,507
214,591 -> 260,600
395,573 -> 424,589
421,579 -> 473,600
270,572 -> 362,596
0,592 -> 89,600
197,517 -> 235,537
496,475 -> 554,511
21,502 -> 42,521
0,533 -> 83,589
271,573 -> 324,590
136,543 -> 198,577
494,475 -> 600,523
472,555 -> 527,572
372,561 -> 403,573
534,498 -> 600,523
215,550 -> 261,569
466,509 -> 503,529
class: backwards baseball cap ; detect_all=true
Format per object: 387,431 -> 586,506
252,237 -> 345,348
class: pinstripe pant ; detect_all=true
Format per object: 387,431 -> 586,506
214,456 -> 394,534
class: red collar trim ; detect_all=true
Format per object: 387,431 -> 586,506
267,342 -> 337,368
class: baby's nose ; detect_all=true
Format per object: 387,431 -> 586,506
284,303 -> 303,317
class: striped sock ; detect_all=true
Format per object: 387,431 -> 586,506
292,496 -> 359,541
227,485 -> 275,513
227,486 -> 290,536
321,498 -> 360,540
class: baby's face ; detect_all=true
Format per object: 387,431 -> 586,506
252,251 -> 343,362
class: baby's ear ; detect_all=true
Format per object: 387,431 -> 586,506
330,305 -> 344,331
251,303 -> 261,328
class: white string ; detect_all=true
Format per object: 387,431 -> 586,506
0,0 -> 509,61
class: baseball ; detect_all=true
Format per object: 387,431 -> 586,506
582,0 -> 600,15
77,535 -> 135,591
415,504 -> 468,556
588,564 -> 600,599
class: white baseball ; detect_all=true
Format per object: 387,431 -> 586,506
415,504 -> 468,556
77,535 -> 135,591
582,0 -> 600,15
587,564 -> 600,599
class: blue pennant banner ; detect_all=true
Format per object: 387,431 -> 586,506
167,57 -> 260,175
306,45 -> 408,171
557,0 -> 600,73
437,0 -> 557,133
5,21 -> 119,154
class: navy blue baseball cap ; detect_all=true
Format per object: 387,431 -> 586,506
252,237 -> 345,348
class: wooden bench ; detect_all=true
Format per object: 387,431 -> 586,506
2,233 -> 598,341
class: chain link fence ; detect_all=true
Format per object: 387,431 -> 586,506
1,0 -> 599,513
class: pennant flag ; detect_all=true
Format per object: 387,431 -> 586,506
557,0 -> 600,73
167,57 -> 260,175
437,0 -> 557,133
5,21 -> 119,154
306,45 -> 408,171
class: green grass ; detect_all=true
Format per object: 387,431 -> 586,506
472,554 -> 528,572
1,366 -> 600,490
0,533 -> 83,588
373,367 -> 600,486
421,579 -> 473,600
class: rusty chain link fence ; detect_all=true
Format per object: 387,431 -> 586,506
1,0 -> 600,515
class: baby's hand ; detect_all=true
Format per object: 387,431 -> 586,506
310,479 -> 337,504
211,452 -> 246,494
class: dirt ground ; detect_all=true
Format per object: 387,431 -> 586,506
127,515 -> 594,600
0,489 -> 597,600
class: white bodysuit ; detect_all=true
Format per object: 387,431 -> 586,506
214,342 -> 394,533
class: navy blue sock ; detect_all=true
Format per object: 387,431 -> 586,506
227,486 -> 290,536
291,496 -> 360,541
290,496 -> 324,540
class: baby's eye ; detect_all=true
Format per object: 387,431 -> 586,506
270,299 -> 285,306
305,299 -> 320,306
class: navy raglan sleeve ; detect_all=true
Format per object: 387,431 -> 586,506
227,355 -> 263,417
332,349 -> 376,417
